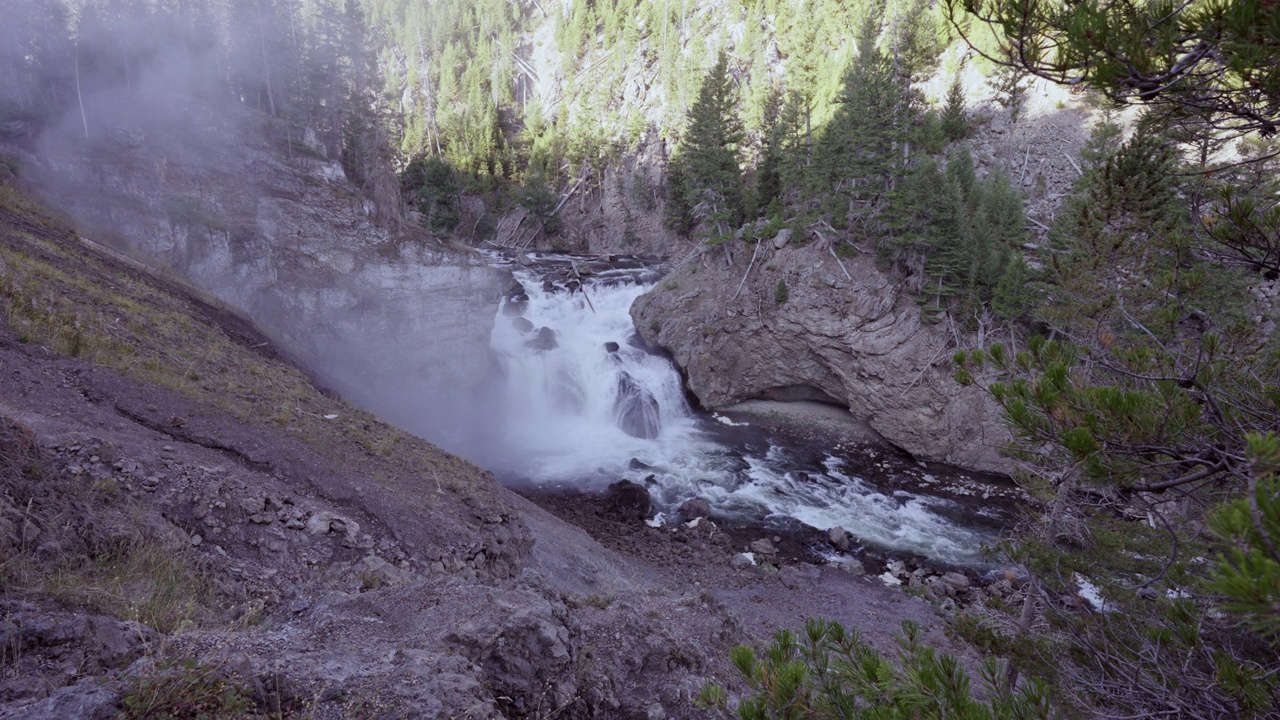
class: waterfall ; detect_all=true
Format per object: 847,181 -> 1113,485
487,256 -> 996,565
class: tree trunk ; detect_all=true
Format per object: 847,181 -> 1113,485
255,0 -> 277,117
74,49 -> 89,139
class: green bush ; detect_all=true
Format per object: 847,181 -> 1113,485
699,619 -> 1056,719
120,656 -> 255,720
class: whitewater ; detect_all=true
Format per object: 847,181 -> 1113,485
486,255 -> 998,565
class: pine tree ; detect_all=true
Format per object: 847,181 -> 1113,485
1042,129 -> 1189,333
662,157 -> 695,235
951,119 -> 1279,718
755,84 -> 784,214
990,254 -> 1032,318
813,14 -> 919,207
677,51 -> 745,233
940,74 -> 968,142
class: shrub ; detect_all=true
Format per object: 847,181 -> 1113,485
698,619 -> 1057,719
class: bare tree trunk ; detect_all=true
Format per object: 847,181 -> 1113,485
74,48 -> 89,139
255,0 -> 277,117
804,100 -> 812,167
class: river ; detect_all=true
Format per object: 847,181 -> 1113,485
484,253 -> 1013,566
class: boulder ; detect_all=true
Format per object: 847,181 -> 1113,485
502,281 -> 529,316
749,538 -> 777,556
305,511 -> 360,544
677,498 -> 711,522
626,333 -> 653,351
12,681 -> 118,720
941,571 -> 970,590
604,341 -> 620,353
511,317 -> 534,333
526,327 -> 558,351
827,526 -> 851,552
780,563 -> 820,589
834,558 -> 865,575
627,458 -> 653,471
603,480 -> 651,521
614,373 -> 660,439
771,229 -> 793,249
730,553 -> 755,569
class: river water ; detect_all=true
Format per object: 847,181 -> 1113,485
485,254 -> 1010,566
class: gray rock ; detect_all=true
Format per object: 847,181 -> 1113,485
4,681 -> 118,720
835,558 -> 865,575
603,480 -> 651,521
730,553 -> 755,569
615,373 -> 660,439
511,316 -> 534,333
941,571 -> 970,590
772,229 -> 793,249
354,555 -> 408,588
749,539 -> 777,556
526,326 -> 558,351
306,511 -> 360,543
827,526 -> 851,551
779,564 -> 817,589
630,247 -> 1012,474
677,498 -> 711,522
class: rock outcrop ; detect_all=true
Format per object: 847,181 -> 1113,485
631,242 -> 1011,474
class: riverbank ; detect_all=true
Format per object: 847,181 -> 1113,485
0,169 -> 984,719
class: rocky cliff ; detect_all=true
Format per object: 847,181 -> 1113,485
627,90 -> 1098,476
632,238 -> 1012,474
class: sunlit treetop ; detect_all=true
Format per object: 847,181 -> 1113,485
947,0 -> 1280,137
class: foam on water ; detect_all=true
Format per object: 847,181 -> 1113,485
488,260 -> 991,565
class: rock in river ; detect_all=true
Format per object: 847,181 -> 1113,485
526,326 -> 558,351
615,372 -> 660,439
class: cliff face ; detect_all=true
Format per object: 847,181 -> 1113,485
632,240 -> 1011,474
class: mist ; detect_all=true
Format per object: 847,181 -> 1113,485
0,0 -> 518,463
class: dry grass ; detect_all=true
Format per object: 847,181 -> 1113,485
2,542 -> 210,634
0,176 -> 475,499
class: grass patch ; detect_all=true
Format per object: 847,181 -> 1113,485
121,657 -> 254,719
4,539 -> 211,634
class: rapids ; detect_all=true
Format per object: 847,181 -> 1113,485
486,254 -> 1004,566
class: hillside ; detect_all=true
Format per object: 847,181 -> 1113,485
0,163 -> 969,718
